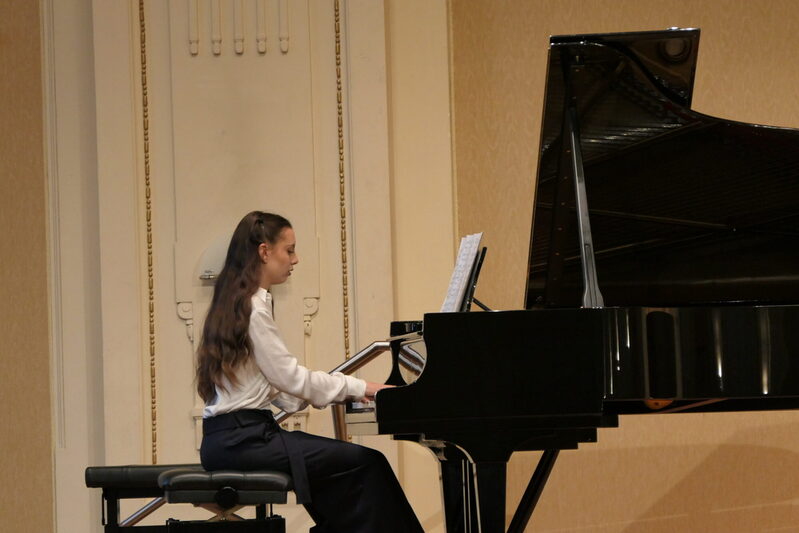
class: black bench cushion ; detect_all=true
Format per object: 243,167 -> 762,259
158,470 -> 293,492
85,464 -> 293,507
85,464 -> 204,489
159,469 -> 293,506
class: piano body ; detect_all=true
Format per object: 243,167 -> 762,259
346,29 -> 799,532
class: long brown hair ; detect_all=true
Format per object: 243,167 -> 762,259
196,211 -> 292,402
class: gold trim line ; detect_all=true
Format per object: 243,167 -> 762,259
335,0 -> 350,359
138,0 -> 157,465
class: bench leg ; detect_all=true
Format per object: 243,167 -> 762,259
100,490 -> 169,532
121,497 -> 167,526
102,490 -> 119,532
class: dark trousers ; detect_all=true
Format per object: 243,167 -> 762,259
200,409 -> 424,533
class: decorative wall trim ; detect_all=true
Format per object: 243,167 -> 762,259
234,0 -> 245,54
256,0 -> 267,53
211,0 -> 222,55
188,0 -> 199,55
279,0 -> 290,53
138,0 -> 158,465
185,0 -> 289,57
42,0 -> 65,450
334,0 -> 351,358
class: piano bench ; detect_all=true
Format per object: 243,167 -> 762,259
85,464 -> 292,532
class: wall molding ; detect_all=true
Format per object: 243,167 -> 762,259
93,0 -> 147,465
184,0 -> 290,57
334,0 -> 352,359
42,0 -> 65,453
136,0 -> 158,465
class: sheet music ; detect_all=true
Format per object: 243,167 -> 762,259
440,232 -> 483,312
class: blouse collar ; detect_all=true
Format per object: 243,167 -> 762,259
255,286 -> 271,303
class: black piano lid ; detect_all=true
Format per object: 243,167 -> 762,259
526,28 -> 799,309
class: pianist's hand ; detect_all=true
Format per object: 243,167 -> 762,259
363,381 -> 394,402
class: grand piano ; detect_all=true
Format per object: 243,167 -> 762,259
345,29 -> 799,533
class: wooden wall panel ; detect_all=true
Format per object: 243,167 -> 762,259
0,2 -> 53,532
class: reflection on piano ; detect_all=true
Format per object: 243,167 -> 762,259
346,29 -> 799,533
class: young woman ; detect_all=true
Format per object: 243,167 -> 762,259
196,211 -> 424,533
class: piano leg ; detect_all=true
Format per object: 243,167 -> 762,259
440,456 -> 467,533
506,449 -> 560,533
439,446 -> 479,533
472,461 -> 507,533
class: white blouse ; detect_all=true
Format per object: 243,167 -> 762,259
203,287 -> 366,418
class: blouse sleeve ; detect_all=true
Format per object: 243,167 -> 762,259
271,392 -> 308,414
249,307 -> 367,409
